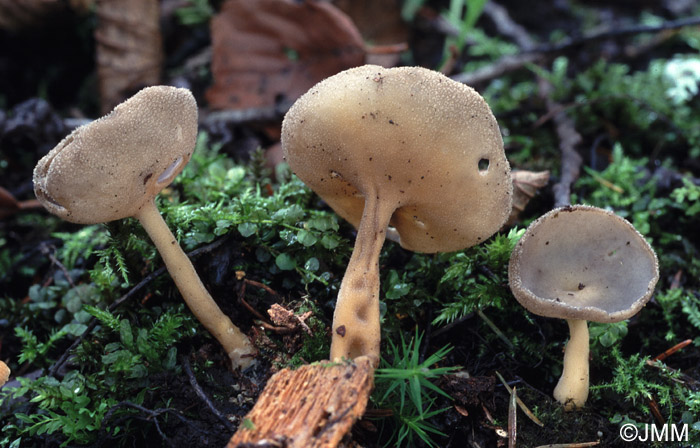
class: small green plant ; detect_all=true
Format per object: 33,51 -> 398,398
670,177 -> 700,217
175,0 -> 214,26
432,227 -> 524,326
373,330 -> 457,448
440,0 -> 488,69
1,306 -> 196,446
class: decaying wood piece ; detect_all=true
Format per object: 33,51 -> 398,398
95,0 -> 162,113
229,357 -> 374,448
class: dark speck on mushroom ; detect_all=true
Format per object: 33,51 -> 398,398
578,283 -> 586,290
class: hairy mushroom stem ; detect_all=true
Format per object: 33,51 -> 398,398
330,190 -> 396,367
136,199 -> 255,369
553,318 -> 589,411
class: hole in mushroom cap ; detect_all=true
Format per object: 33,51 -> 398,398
478,158 -> 490,174
157,157 -> 184,185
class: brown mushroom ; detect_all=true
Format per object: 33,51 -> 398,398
33,86 -> 255,369
282,65 -> 512,365
0,360 -> 9,387
508,205 -> 659,410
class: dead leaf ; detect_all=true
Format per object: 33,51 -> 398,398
0,0 -> 66,31
508,170 -> 550,225
95,0 -> 163,113
206,0 -> 365,111
0,186 -> 43,220
333,0 -> 408,66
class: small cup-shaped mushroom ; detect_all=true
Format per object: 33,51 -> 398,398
508,205 -> 659,410
0,360 -> 9,387
283,65 -> 512,365
33,86 -> 255,369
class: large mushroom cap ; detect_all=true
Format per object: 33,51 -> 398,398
509,205 -> 659,322
282,65 -> 512,253
33,86 -> 198,224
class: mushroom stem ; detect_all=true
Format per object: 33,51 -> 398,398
330,191 -> 395,367
553,318 -> 589,410
135,199 -> 255,369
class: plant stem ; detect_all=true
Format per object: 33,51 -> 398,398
136,199 -> 255,369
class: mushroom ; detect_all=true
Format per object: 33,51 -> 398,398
508,204 -> 659,410
0,360 -> 9,387
33,86 -> 255,369
282,65 -> 512,365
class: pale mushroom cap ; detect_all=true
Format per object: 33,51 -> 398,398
282,65 -> 512,253
509,205 -> 659,322
33,86 -> 199,224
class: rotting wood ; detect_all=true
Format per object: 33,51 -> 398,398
229,357 -> 374,448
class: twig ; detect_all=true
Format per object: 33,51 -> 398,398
483,2 -> 535,50
452,53 -> 540,85
182,354 -> 236,433
508,386 -> 517,448
202,101 -> 292,126
98,401 -> 200,447
528,16 -> 700,55
534,443 -> 600,448
484,1 -> 582,208
650,338 -> 693,362
48,236 -> 230,377
495,371 -> 544,427
64,102 -> 293,132
477,309 -> 514,349
47,264 -> 167,377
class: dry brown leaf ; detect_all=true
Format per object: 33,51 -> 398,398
95,0 -> 163,113
206,0 -> 365,111
0,0 -> 66,31
0,186 -> 42,220
333,0 -> 408,66
508,170 -> 550,225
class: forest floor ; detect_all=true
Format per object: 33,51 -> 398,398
1,0 -> 700,447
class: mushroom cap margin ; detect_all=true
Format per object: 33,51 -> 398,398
508,204 -> 659,322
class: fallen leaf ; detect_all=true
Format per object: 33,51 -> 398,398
333,0 -> 408,66
0,0 -> 66,31
95,0 -> 163,113
508,170 -> 550,225
0,186 -> 43,220
206,0 -> 365,110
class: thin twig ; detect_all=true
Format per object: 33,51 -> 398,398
98,401 -> 200,447
528,16 -> 700,55
484,1 -> 583,208
495,371 -> 544,427
452,53 -> 540,85
534,443 -> 600,448
508,386 -> 517,448
48,236 -> 230,377
47,264 -> 167,377
182,354 -> 237,433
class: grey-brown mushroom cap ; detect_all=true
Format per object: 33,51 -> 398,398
33,86 -> 198,224
508,205 -> 659,323
282,65 -> 512,254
